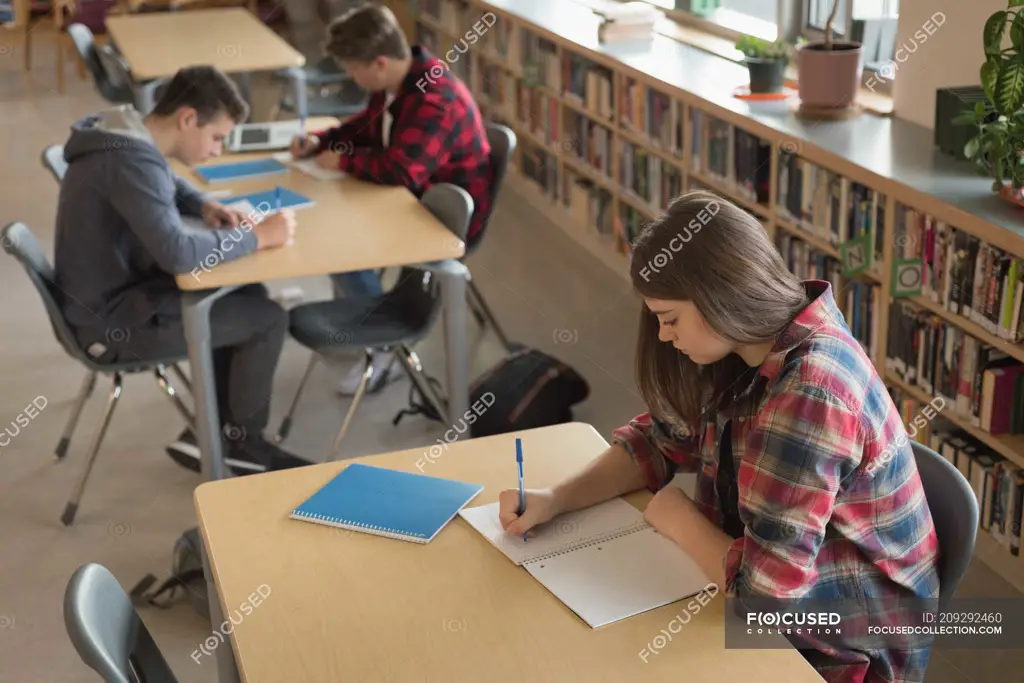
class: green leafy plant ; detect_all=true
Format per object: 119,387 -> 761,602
735,35 -> 794,62
956,0 -> 1024,192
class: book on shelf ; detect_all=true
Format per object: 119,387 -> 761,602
596,2 -> 663,44
520,31 -> 560,90
619,79 -> 683,156
562,53 -> 614,121
887,302 -> 1024,435
619,141 -> 682,212
563,110 -> 611,179
894,205 -> 1024,342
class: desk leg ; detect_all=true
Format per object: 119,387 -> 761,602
200,532 -> 241,683
182,287 -> 236,482
438,262 -> 469,424
285,66 -> 308,121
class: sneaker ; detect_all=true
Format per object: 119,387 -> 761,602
336,351 -> 399,397
229,436 -> 314,473
165,429 -> 307,476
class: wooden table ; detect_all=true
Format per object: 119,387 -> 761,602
170,122 -> 470,486
194,422 -> 826,683
105,7 -> 305,114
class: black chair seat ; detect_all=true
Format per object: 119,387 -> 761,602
288,295 -> 433,352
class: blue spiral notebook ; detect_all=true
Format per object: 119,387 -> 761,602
290,463 -> 484,544
195,158 -> 288,183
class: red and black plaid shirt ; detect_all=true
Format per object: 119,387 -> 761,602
313,45 -> 494,244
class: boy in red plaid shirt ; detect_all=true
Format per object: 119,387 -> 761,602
497,193 -> 942,683
289,3 -> 493,395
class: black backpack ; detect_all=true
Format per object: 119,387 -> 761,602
129,527 -> 209,619
393,344 -> 590,436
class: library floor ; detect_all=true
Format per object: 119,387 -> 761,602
0,34 -> 1021,683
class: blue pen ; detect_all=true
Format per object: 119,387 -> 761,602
274,186 -> 282,212
516,438 -> 526,543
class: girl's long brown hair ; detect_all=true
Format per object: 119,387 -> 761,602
629,190 -> 810,429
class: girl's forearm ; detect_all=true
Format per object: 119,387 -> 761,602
551,443 -> 647,515
665,499 -> 733,590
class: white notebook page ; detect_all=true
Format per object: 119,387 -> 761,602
272,151 -> 347,180
523,526 -> 712,628
458,498 -> 649,566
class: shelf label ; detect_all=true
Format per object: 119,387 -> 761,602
840,234 -> 872,277
892,259 -> 924,298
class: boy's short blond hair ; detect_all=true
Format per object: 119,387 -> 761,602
325,4 -> 411,62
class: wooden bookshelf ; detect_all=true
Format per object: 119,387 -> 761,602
407,0 -> 1024,589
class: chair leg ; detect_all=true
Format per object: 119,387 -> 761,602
170,363 -> 192,397
153,365 -> 195,430
468,280 -> 513,353
327,349 -> 374,461
395,346 -> 450,424
56,37 -> 65,94
55,370 -> 97,460
275,353 -> 319,443
61,373 -> 123,526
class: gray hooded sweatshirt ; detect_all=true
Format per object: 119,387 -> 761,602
54,105 -> 259,337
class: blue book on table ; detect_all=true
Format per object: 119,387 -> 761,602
224,186 -> 315,213
195,158 -> 288,183
290,463 -> 485,544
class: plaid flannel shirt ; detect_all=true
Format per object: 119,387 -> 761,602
313,45 -> 494,244
612,280 -> 941,683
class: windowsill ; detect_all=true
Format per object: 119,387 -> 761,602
652,16 -> 894,116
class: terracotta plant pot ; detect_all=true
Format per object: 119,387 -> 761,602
745,57 -> 787,94
796,41 -> 863,109
999,183 -> 1024,207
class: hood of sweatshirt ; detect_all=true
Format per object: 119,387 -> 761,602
64,104 -> 165,165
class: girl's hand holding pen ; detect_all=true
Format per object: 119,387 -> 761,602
498,487 -> 562,538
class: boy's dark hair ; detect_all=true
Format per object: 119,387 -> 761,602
151,66 -> 249,125
325,3 -> 410,62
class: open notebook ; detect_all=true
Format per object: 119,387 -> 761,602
458,498 -> 712,628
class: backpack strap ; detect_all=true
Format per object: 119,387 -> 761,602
128,568 -> 205,609
392,373 -> 446,426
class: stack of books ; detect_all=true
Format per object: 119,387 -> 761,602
597,1 -> 663,43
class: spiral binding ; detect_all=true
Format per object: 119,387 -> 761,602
290,510 -> 429,544
522,520 -> 651,565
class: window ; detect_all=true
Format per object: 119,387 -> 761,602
634,0 -> 902,87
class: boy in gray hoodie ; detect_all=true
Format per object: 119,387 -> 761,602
54,65 -> 309,475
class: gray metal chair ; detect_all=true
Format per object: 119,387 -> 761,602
64,563 -> 179,683
910,441 -> 979,610
463,124 -> 517,352
42,144 -> 69,183
65,23 -> 135,105
2,222 -> 194,526
274,184 -> 473,459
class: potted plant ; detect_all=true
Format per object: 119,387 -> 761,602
795,0 -> 863,109
955,0 -> 1024,205
735,35 -> 793,94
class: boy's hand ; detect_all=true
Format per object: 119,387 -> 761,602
498,487 -> 564,537
200,199 -> 247,228
252,210 -> 296,249
290,134 -> 320,158
316,149 -> 343,170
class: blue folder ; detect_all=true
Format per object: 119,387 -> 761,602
290,463 -> 485,544
223,186 -> 315,213
195,158 -> 288,183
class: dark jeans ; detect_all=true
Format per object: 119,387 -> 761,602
330,269 -> 383,298
79,284 -> 287,437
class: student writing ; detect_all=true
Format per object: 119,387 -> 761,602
288,3 -> 494,396
497,191 -> 941,683
55,66 -> 310,474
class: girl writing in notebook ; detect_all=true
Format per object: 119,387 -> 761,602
499,191 -> 940,683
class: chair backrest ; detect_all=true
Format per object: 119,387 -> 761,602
64,563 -> 178,683
910,441 -> 978,610
465,123 -> 516,256
2,222 -> 94,366
388,184 -> 474,326
42,144 -> 68,183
